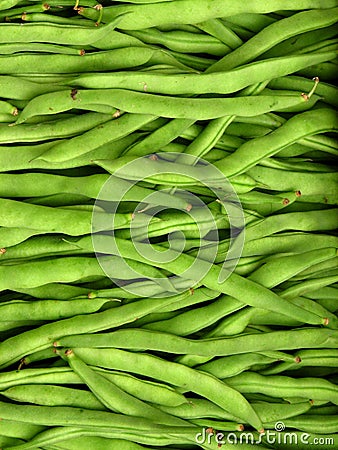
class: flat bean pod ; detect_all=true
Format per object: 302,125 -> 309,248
78,0 -> 338,30
0,172 -> 191,210
68,52 -> 336,95
24,89 -> 317,123
60,347 -> 264,431
0,298 -> 114,321
57,328 -> 338,357
0,198 -> 133,235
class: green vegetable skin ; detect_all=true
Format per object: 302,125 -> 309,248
0,1 -> 337,449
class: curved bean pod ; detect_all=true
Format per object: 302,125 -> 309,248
126,28 -> 231,56
62,349 -> 189,426
206,8 -> 338,72
215,108 -> 338,178
61,347 -> 264,431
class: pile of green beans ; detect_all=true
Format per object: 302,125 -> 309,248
0,1 -> 337,449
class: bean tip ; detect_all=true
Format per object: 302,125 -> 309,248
0,248 -> 6,255
323,317 -> 329,326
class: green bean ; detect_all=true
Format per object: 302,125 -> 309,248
244,209 -> 338,242
282,275 -> 338,300
0,75 -> 68,100
126,27 -> 230,55
195,18 -> 243,49
0,426 -> 204,450
248,165 -> 338,198
225,372 -> 338,404
0,365 -> 186,407
266,415 -> 338,434
125,118 -> 195,157
0,235 -> 87,262
297,60 -> 338,82
268,76 -> 338,109
26,90 -> 317,125
196,352 -> 296,379
144,294 -> 244,335
249,248 -> 337,289
238,191 -> 299,216
57,328 -> 338,358
214,109 -> 338,178
225,12 -> 276,33
90,235 -> 328,325
61,349 -> 189,426
35,113 -> 155,162
206,8 -> 338,72
0,436 -> 25,448
59,347 -> 263,431
0,297 -> 115,321
0,198 -> 135,235
78,0 -> 337,30
0,293 -> 194,368
0,400 -> 196,434
0,133 -> 138,172
262,25 -> 338,60
43,437 -> 147,450
13,283 -> 91,300
261,349 -> 338,375
0,111 -> 113,144
1,384 -> 105,411
68,52 -> 336,95
0,419 -> 45,441
0,46 -> 179,74
0,20 -> 124,45
291,256 -> 338,281
0,43 -> 87,55
0,172 -> 192,210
